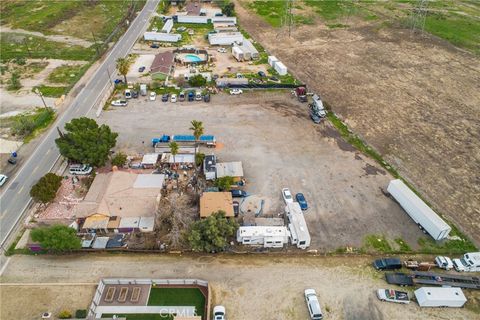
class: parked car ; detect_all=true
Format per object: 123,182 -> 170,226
131,90 -> 139,98
258,71 -> 266,77
269,76 -> 279,82
138,66 -> 146,72
114,79 -> 123,85
282,188 -> 293,204
0,174 -> 8,187
188,91 -> 195,101
111,99 -> 127,106
236,73 -> 244,78
213,306 -> 226,320
195,91 -> 202,101
310,110 -> 322,124
230,89 -> 243,95
125,89 -> 132,99
296,193 -> 308,210
149,92 -> 156,101
304,289 -> 323,320
376,289 -> 410,304
7,157 -> 17,165
203,93 -> 210,102
150,43 -> 159,48
161,94 -> 169,102
217,47 -> 227,53
171,94 -> 177,103
233,201 -> 239,217
452,258 -> 467,272
435,256 -> 454,270
373,258 -> 402,270
69,164 -> 92,175
179,91 -> 185,101
231,190 -> 248,198
213,74 -> 219,80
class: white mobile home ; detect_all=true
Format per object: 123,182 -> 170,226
414,287 -> 467,308
232,39 -> 259,61
208,32 -> 243,45
144,32 -> 181,42
237,226 -> 289,248
268,56 -> 278,67
177,15 -> 209,24
286,202 -> 311,249
211,16 -> 237,24
161,19 -> 174,33
274,61 -> 288,75
387,179 -> 451,240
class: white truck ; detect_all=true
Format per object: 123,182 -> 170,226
435,256 -> 454,270
376,289 -> 410,304
387,179 -> 451,240
414,287 -> 467,308
452,252 -> 480,272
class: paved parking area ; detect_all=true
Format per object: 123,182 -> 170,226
93,91 -> 425,249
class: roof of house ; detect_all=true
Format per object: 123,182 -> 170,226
186,2 -> 202,15
150,52 -> 174,74
141,153 -> 159,165
216,161 -> 244,178
74,171 -> 162,219
199,192 -> 234,217
118,216 -> 140,229
82,214 -> 109,230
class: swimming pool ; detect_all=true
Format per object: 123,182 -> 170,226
184,54 -> 203,63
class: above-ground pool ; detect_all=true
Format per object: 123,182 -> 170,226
184,54 -> 203,63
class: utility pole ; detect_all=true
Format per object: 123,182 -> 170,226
91,31 -> 100,56
23,38 -> 32,58
34,88 -> 49,109
411,0 -> 429,35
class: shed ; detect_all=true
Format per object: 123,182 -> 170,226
200,192 -> 234,218
216,161 -> 244,180
92,236 -> 109,249
232,46 -> 244,61
274,61 -> 288,75
118,217 -> 140,232
414,287 -> 467,308
141,153 -> 159,168
139,216 -> 155,232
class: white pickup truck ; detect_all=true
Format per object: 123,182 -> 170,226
376,289 -> 410,304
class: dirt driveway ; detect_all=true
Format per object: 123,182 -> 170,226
93,91 -> 425,250
1,254 -> 479,320
234,1 -> 480,246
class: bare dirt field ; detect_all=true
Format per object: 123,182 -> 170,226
234,1 -> 480,246
1,254 -> 479,320
92,92 -> 426,250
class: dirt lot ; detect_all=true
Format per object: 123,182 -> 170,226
92,91 -> 425,250
1,254 -> 479,320
234,1 -> 480,246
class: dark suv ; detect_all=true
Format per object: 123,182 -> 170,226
373,258 -> 402,270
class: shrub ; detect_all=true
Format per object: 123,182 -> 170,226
30,173 -> 63,204
188,74 -> 207,87
111,152 -> 127,167
7,71 -> 21,91
187,211 -> 238,252
215,176 -> 235,191
58,310 -> 72,319
75,309 -> 87,319
31,225 -> 81,252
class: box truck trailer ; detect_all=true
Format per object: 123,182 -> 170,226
387,179 -> 451,240
414,287 -> 467,308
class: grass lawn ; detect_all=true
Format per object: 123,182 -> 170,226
148,287 -> 205,317
5,107 -> 56,142
247,0 -> 313,27
102,314 -> 172,320
33,85 -> 69,98
1,32 -> 96,61
47,64 -> 87,85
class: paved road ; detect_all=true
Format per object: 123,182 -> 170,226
0,0 -> 160,247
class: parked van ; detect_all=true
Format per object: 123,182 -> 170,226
195,91 -> 202,101
69,164 -> 92,175
125,89 -> 132,99
304,289 -> 323,320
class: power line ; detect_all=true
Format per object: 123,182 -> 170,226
411,0 -> 429,35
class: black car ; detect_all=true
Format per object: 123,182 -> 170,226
203,94 -> 210,103
161,94 -> 169,102
7,157 -> 17,165
138,66 -> 146,72
150,43 -> 159,48
131,90 -> 139,98
231,190 -> 248,198
233,201 -> 239,217
309,110 -> 321,124
269,76 -> 279,82
258,71 -> 266,77
385,273 -> 414,286
373,258 -> 402,270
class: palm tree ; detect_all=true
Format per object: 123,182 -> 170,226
169,141 -> 179,191
189,120 -> 204,193
116,57 -> 129,84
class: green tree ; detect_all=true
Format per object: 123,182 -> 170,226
215,0 -> 235,16
116,57 -> 129,84
215,176 -> 234,191
169,141 -> 179,190
55,117 -> 118,167
187,211 -> 238,252
30,173 -> 63,204
31,225 -> 81,252
188,74 -> 206,87
195,152 -> 205,167
111,152 -> 127,167
7,71 -> 22,91
189,120 -> 204,192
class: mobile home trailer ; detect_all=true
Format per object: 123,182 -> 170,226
285,202 -> 310,249
414,287 -> 467,308
387,179 -> 451,240
236,226 -> 289,248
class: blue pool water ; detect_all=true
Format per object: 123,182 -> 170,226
185,54 -> 203,62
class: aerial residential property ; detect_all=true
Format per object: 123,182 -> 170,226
0,1 -> 479,320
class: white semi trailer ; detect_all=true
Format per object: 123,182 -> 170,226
387,179 -> 451,240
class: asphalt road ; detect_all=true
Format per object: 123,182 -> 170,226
0,0 -> 160,247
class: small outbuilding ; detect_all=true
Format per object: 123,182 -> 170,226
232,39 -> 259,61
414,287 -> 467,308
139,216 -> 155,232
200,192 -> 234,218
203,155 -> 216,180
216,161 -> 244,180
141,153 -> 159,168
